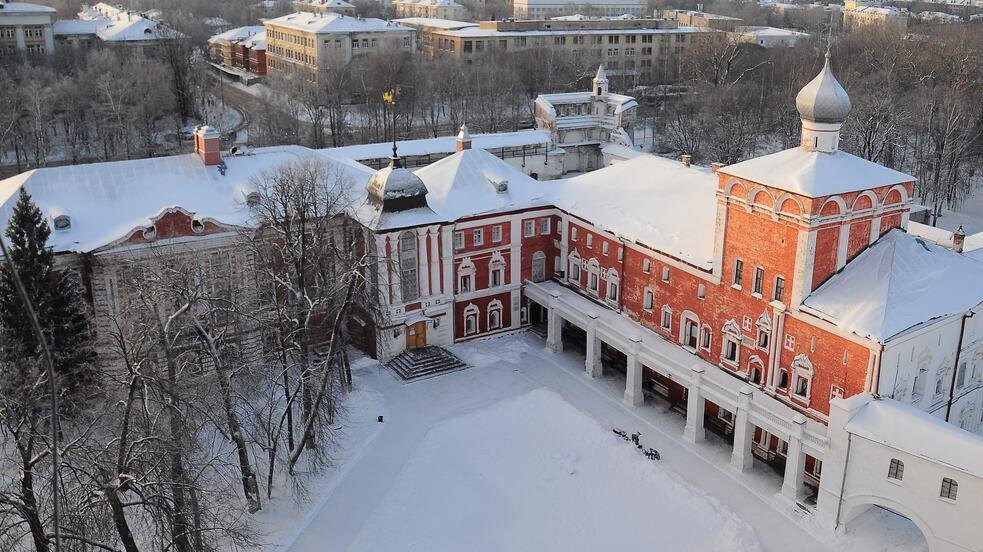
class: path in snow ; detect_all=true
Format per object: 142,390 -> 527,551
280,332 -> 926,552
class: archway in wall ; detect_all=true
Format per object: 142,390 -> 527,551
844,503 -> 929,552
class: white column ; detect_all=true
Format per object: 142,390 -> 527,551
585,316 -> 602,378
836,223 -> 850,269
781,414 -> 807,502
546,302 -> 563,353
429,229 -> 440,295
15,26 -> 26,50
43,25 -> 54,53
440,226 -> 454,297
730,386 -> 755,473
416,227 -> 430,298
624,336 -> 643,406
683,365 -> 706,443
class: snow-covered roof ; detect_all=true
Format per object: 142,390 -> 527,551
845,395 -> 983,478
53,18 -> 105,35
76,3 -> 185,42
327,130 -> 549,161
413,148 -> 549,221
204,16 -> 230,27
265,12 -> 411,33
392,17 -> 477,29
0,146 -> 376,254
0,2 -> 56,13
545,155 -> 718,269
736,25 -> 809,37
297,0 -> 356,7
208,25 -> 266,44
438,25 -> 706,38
536,91 -> 638,116
803,230 -> 983,342
720,147 -> 914,198
244,30 -> 266,49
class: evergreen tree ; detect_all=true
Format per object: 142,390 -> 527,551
0,188 -> 97,410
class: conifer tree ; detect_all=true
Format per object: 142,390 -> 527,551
0,187 -> 97,410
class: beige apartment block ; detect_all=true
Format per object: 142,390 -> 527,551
511,0 -> 647,19
264,11 -> 415,76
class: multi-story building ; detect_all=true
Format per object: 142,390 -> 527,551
510,0 -> 647,19
0,1 -> 56,58
844,0 -> 909,32
394,17 -> 478,55
765,2 -> 844,30
393,0 -> 468,21
4,52 -> 983,550
429,18 -> 702,81
52,3 -> 184,50
731,25 -> 810,48
264,12 -> 415,76
661,9 -> 743,31
208,26 -> 268,82
294,0 -> 358,16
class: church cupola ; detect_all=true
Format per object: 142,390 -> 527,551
796,51 -> 851,154
592,64 -> 609,96
366,145 -> 429,212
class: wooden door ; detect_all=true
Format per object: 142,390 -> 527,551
406,321 -> 427,350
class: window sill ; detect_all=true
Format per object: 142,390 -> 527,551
938,497 -> 957,506
731,284 -> 742,291
751,292 -> 763,299
885,478 -> 903,487
721,359 -> 739,368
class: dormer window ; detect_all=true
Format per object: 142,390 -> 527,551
191,219 -> 205,233
142,226 -> 156,240
53,215 -> 71,231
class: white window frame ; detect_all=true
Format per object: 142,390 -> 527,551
661,266 -> 670,282
586,234 -> 593,248
453,231 -> 464,250
568,252 -> 582,284
464,303 -> 479,335
602,242 -> 609,256
491,225 -> 502,243
791,354 -> 814,402
488,299 -> 503,330
523,220 -> 535,238
721,320 -> 741,367
660,305 -> 672,331
458,260 -> 475,293
642,258 -> 651,273
606,269 -> 619,303
571,226 -> 578,241
587,259 -> 600,294
473,228 -> 484,246
489,260 -> 504,287
539,218 -> 550,235
643,287 -> 654,311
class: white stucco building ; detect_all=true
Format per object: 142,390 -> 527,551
0,1 -> 56,56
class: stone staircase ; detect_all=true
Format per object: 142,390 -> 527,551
386,346 -> 468,381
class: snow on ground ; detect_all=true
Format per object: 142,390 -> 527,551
269,332 -> 928,552
349,388 -> 762,552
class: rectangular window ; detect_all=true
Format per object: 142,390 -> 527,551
794,376 -> 809,398
586,234 -> 593,248
697,283 -> 706,299
887,458 -> 904,480
774,276 -> 785,302
785,335 -> 796,351
617,247 -> 623,261
473,229 -> 484,246
454,231 -> 464,250
571,226 -> 578,241
523,220 -> 535,238
661,266 -> 670,282
661,308 -> 672,330
642,259 -> 651,273
491,225 -> 502,243
753,267 -> 764,295
607,281 -> 618,301
460,274 -> 472,293
539,218 -> 550,235
733,259 -> 744,287
643,288 -> 653,310
724,338 -> 738,363
491,268 -> 502,287
941,478 -> 958,500
602,242 -> 609,256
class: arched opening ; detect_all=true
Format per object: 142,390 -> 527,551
842,501 -> 930,552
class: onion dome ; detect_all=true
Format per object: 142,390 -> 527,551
366,145 -> 428,212
795,52 -> 852,125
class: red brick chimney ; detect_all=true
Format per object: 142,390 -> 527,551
194,125 -> 222,166
455,123 -> 472,152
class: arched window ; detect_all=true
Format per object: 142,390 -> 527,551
749,357 -> 764,384
464,303 -> 479,336
887,458 -> 904,480
792,355 -> 814,401
643,287 -> 654,310
568,252 -> 581,284
721,319 -> 741,366
606,268 -> 619,303
660,305 -> 672,331
458,258 -> 475,293
399,232 -> 419,302
680,311 -> 699,350
941,477 -> 958,500
488,299 -> 503,330
531,251 -> 547,282
756,311 -> 771,350
700,324 -> 712,350
587,259 -> 600,294
489,254 -> 505,287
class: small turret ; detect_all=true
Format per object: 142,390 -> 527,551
592,64 -> 609,96
456,123 -> 471,152
796,51 -> 851,154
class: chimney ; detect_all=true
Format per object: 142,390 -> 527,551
455,123 -> 472,152
710,161 -> 724,173
680,154 -> 692,167
194,125 -> 222,166
953,225 -> 966,253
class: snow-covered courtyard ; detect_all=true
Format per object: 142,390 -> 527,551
260,332 -> 929,552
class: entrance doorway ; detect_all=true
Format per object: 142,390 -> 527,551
406,321 -> 427,350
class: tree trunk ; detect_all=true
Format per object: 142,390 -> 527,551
19,446 -> 49,552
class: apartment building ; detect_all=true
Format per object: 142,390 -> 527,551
393,0 -> 468,21
294,0 -> 358,16
844,0 -> 909,32
264,11 -> 415,75
662,9 -> 743,31
429,18 -> 703,81
0,1 -> 56,57
511,0 -> 648,19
